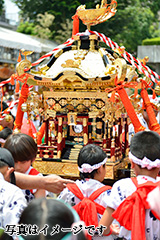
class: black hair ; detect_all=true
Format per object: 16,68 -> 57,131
130,131 -> 160,161
0,127 -> 12,140
3,133 -> 37,163
78,144 -> 106,179
19,198 -> 86,240
0,148 -> 16,185
0,232 -> 13,240
0,161 -> 8,168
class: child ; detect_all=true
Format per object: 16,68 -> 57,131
3,133 -> 46,203
58,144 -> 119,239
17,198 -> 87,240
0,147 -> 27,228
99,130 -> 160,240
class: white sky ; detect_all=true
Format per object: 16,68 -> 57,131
4,0 -> 20,24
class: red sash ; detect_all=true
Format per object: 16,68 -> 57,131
29,168 -> 40,175
28,168 -> 40,194
112,178 -> 159,240
67,183 -> 111,240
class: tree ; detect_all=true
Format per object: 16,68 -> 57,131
55,19 -> 73,44
13,0 -> 160,54
0,0 -> 4,15
17,12 -> 55,39
34,12 -> 55,39
94,0 -> 160,54
17,21 -> 36,35
13,0 -> 98,36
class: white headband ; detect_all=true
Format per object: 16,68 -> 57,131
78,158 -> 107,173
129,152 -> 160,170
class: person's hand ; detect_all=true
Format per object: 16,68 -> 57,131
43,174 -> 75,194
0,115 -> 14,129
110,224 -> 120,235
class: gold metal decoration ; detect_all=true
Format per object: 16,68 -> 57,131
61,59 -> 80,68
114,58 -> 127,82
15,0 -> 140,181
21,91 -> 42,123
16,49 -> 33,76
76,0 -> 117,30
4,114 -> 13,122
67,112 -> 77,125
155,85 -> 160,96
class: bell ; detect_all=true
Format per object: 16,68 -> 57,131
155,85 -> 160,96
5,114 -> 13,122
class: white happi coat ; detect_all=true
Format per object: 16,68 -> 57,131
0,172 -> 27,228
23,166 -> 44,203
58,178 -> 118,240
107,175 -> 160,240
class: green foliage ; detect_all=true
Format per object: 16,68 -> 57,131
17,21 -> 36,35
0,0 -> 4,15
34,12 -> 55,39
95,0 -> 157,54
13,0 -> 160,54
142,38 -> 160,46
55,19 -> 72,44
17,12 -> 55,39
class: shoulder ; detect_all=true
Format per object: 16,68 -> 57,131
1,180 -> 26,200
107,178 -> 136,209
112,178 -> 135,192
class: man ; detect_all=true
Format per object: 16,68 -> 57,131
129,95 -> 160,142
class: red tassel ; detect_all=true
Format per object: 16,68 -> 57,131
142,100 -> 145,109
110,91 -> 115,102
152,90 -> 156,99
72,14 -> 79,37
15,81 -> 20,93
10,75 -> 15,85
18,51 -> 21,62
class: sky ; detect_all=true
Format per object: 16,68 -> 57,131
4,0 -> 20,25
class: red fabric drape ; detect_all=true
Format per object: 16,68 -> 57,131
117,87 -> 145,133
67,183 -> 111,240
14,83 -> 29,130
112,181 -> 159,240
72,14 -> 79,37
36,122 -> 46,145
141,88 -> 160,134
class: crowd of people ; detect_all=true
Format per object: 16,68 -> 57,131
0,88 -> 160,240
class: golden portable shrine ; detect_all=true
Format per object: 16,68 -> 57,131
2,0 -> 160,180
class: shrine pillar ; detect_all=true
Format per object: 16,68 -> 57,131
57,116 -> 63,158
118,117 -> 123,158
83,117 -> 88,145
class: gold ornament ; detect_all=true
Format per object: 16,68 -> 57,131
5,115 -> 13,122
